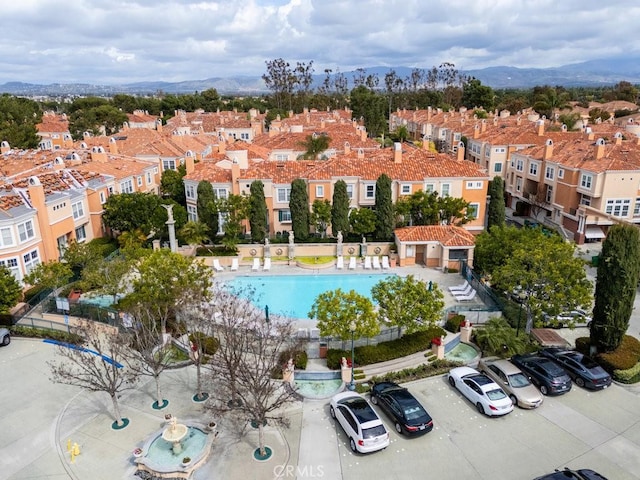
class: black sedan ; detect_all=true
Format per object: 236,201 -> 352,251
539,347 -> 612,390
370,382 -> 433,436
533,467 -> 608,479
510,353 -> 572,395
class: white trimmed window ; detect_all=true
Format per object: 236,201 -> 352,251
187,205 -> 197,222
278,210 -> 291,223
365,185 -> 375,199
75,225 -> 86,242
275,154 -> 288,161
424,183 -> 435,193
146,171 -> 152,184
276,188 -> 291,203
72,201 -> 84,220
107,186 -> 114,195
23,249 -> 40,274
17,220 -> 35,243
99,191 -> 106,204
316,185 -> 324,197
0,226 -> 14,247
580,174 -> 593,189
634,198 -> 640,216
467,203 -> 479,219
120,179 -> 134,194
346,184 -> 354,199
441,183 -> 451,197
494,163 -> 502,173
516,177 -> 522,192
606,199 -> 630,217
545,166 -> 555,180
580,194 -> 591,207
137,176 -> 143,187
185,184 -> 196,199
466,181 -> 482,189
516,159 -> 524,172
214,188 -> 228,199
558,168 -> 564,179
0,257 -> 20,280
529,162 -> 538,176
546,185 -> 553,203
163,159 -> 176,170
401,184 -> 411,195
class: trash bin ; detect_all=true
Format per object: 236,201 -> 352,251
319,342 -> 328,358
591,255 -> 599,267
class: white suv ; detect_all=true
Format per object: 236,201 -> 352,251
329,391 -> 389,453
0,327 -> 10,346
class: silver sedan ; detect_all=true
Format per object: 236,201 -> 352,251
478,357 -> 544,409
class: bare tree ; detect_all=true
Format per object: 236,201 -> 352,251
526,185 -> 549,220
48,321 -> 138,427
206,285 -> 301,457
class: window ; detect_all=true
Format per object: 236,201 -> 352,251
163,159 -> 176,170
515,159 -> 524,172
365,185 -> 375,198
0,257 -> 20,280
0,226 -> 14,247
120,179 -> 134,194
186,184 -> 196,199
75,225 -> 86,242
605,199 -> 630,217
277,188 -> 291,203
495,147 -> 506,153
558,168 -> 564,179
137,176 -> 143,187
107,186 -> 114,195
146,171 -> 152,184
278,210 -> 291,223
240,132 -> 249,140
18,220 -> 35,243
441,184 -> 451,197
316,185 -> 324,197
516,177 -> 522,192
545,166 -> 555,180
217,212 -> 227,235
214,188 -> 228,199
494,162 -> 502,173
529,162 -> 538,176
99,191 -> 106,204
23,249 -> 40,274
346,184 -> 354,199
275,154 -> 288,161
546,185 -> 553,203
424,183 -> 435,193
580,194 -> 591,207
72,202 -> 84,220
467,203 -> 479,219
401,184 -> 411,195
580,174 -> 593,189
634,198 -> 640,216
466,181 -> 482,190
187,205 -> 197,222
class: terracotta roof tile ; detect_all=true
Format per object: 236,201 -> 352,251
394,225 -> 476,246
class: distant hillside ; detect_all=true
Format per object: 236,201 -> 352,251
2,57 -> 639,96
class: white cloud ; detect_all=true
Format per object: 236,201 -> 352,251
0,0 -> 637,84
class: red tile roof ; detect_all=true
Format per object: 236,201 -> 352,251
394,225 -> 476,246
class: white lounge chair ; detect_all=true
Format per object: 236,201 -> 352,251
364,256 -> 372,269
372,256 -> 381,269
451,284 -> 473,297
230,258 -> 239,271
381,256 -> 390,269
251,258 -> 260,271
213,259 -> 224,272
348,257 -> 356,270
455,289 -> 477,302
336,256 -> 344,269
263,258 -> 271,271
449,280 -> 470,293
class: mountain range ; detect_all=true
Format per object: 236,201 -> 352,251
2,57 -> 640,97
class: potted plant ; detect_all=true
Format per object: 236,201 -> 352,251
181,456 -> 192,467
206,421 -> 217,433
133,447 -> 143,458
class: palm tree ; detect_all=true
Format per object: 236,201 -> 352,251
298,134 -> 330,160
473,317 -> 528,358
179,221 -> 209,246
532,86 -> 572,121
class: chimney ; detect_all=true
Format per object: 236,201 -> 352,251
109,138 -> 118,155
473,124 -> 480,139
516,116 -> 522,126
393,142 -> 402,164
614,132 -> 623,145
586,127 -> 594,140
218,138 -> 226,154
185,154 -> 195,175
231,160 -> 240,195
537,120 -> 545,136
344,142 -> 351,155
53,157 -> 65,171
91,146 -> 107,163
360,128 -> 367,142
0,141 -> 9,154
493,116 -> 498,126
481,119 -> 487,133
27,177 -> 54,261
357,148 -> 364,159
595,138 -> 606,159
457,142 -> 465,161
543,139 -> 554,160
427,106 -> 432,121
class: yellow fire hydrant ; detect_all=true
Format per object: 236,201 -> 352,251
70,442 -> 81,463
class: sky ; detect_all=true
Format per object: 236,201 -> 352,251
1,0 -> 639,85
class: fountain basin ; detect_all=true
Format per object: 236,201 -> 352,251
293,371 -> 344,399
135,421 -> 215,480
445,342 -> 481,367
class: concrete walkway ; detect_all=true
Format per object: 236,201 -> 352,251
297,400 -> 342,480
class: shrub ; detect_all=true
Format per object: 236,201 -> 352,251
369,359 -> 462,384
575,337 -> 591,355
10,325 -> 83,344
445,314 -> 465,333
597,335 -> 640,372
188,332 -> 219,355
278,348 -> 308,370
23,284 -> 50,303
326,348 -> 349,370
613,362 -> 640,384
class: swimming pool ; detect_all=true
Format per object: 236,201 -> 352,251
226,274 -> 396,319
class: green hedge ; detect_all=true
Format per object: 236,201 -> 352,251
597,335 -> 640,372
279,348 -> 308,370
445,314 -> 465,333
366,359 -> 463,386
326,326 -> 445,369
575,337 -> 590,355
10,325 -> 83,344
613,362 -> 640,384
188,332 -> 219,355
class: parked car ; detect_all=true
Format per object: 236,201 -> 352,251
0,327 -> 9,346
511,353 -> 572,395
370,381 -> 433,435
543,309 -> 592,328
329,391 -> 390,453
539,347 -> 612,390
533,467 -> 609,479
478,357 -> 544,409
447,366 -> 514,416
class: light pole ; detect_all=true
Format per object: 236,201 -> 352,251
348,320 -> 356,391
517,293 -> 526,336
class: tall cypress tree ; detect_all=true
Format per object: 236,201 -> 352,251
591,224 -> 640,352
487,176 -> 506,230
248,180 -> 267,243
196,181 -> 218,239
332,180 -> 350,238
374,174 -> 394,241
289,179 -> 310,241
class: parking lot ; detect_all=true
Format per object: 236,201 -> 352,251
330,376 -> 640,480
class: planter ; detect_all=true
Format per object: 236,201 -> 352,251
206,421 -> 217,433
181,457 -> 192,467
133,448 -> 143,458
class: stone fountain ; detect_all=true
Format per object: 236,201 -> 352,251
161,416 -> 188,455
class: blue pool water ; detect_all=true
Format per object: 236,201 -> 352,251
226,274 -> 396,319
